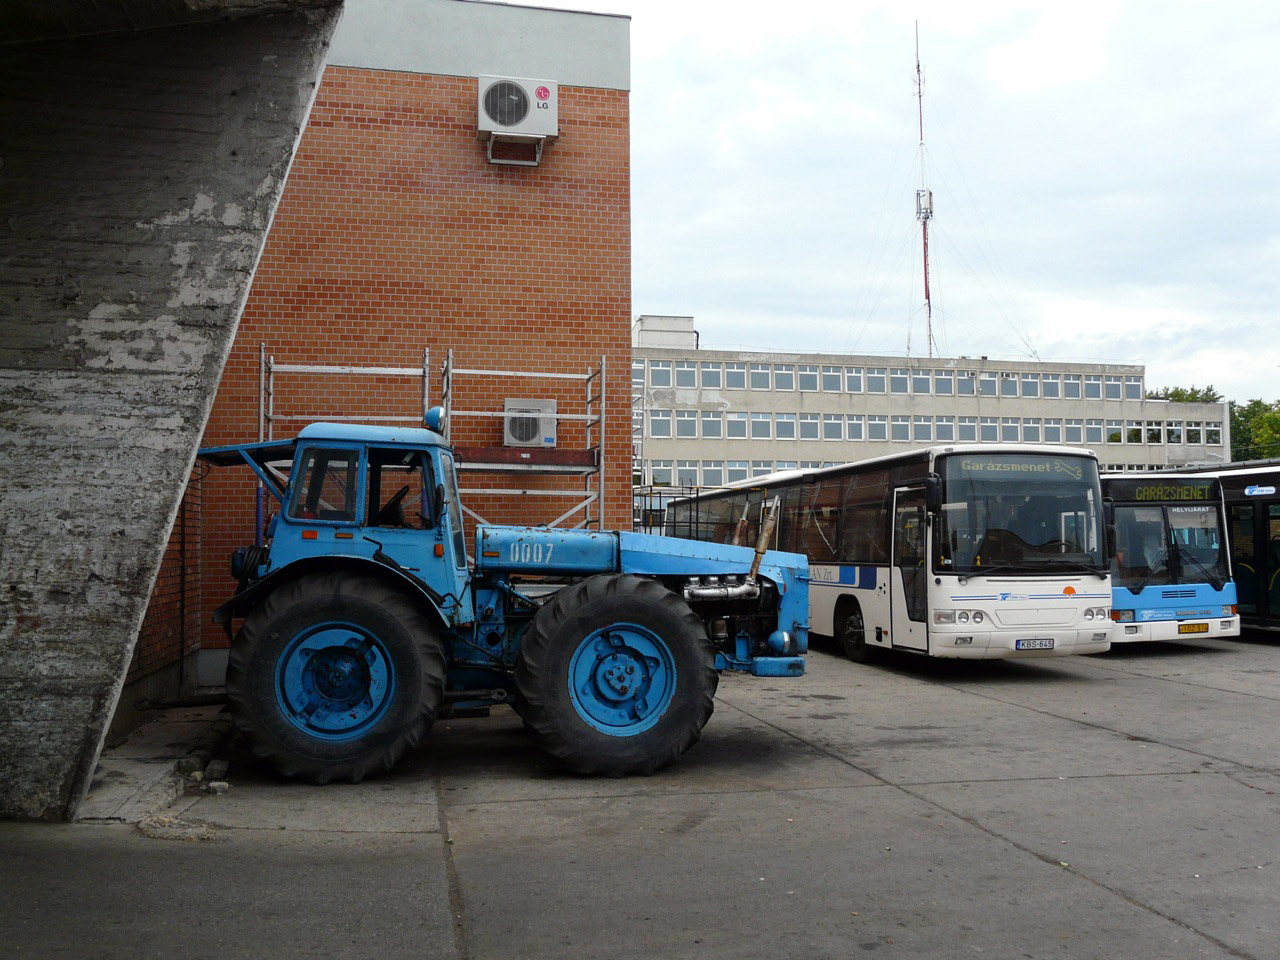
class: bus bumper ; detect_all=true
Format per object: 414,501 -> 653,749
1110,615 -> 1241,643
929,628 -> 1112,659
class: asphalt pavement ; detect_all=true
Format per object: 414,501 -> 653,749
4,631 -> 1279,959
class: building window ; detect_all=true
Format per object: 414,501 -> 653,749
726,460 -> 748,483
1186,421 -> 1203,444
776,460 -> 797,471
847,415 -> 864,440
774,364 -> 795,391
913,416 -> 932,442
676,460 -> 698,486
751,460 -> 773,478
797,365 -> 818,391
1063,375 -> 1082,399
1126,420 -> 1142,443
1086,419 -> 1104,444
675,410 -> 698,438
1065,419 -> 1083,444
868,415 -> 888,441
1001,417 -> 1019,442
934,370 -> 953,396
799,461 -> 822,469
822,414 -> 844,440
866,367 -> 887,393
775,413 -> 797,440
890,368 -> 909,394
1166,420 -> 1183,444
935,416 -> 955,442
979,372 -> 998,397
980,417 -> 998,442
750,363 -> 771,390
650,409 -> 672,437
702,461 -> 724,487
956,370 -> 976,396
1021,373 -> 1040,398
1125,375 -> 1143,400
650,460 -> 673,485
1146,421 -> 1163,444
649,361 -> 672,388
912,369 -> 931,394
1022,418 -> 1041,443
1042,374 -> 1060,399
674,361 -> 696,388
726,411 -> 748,439
701,410 -> 722,438
1000,373 -> 1019,398
1105,375 -> 1122,400
1207,422 -> 1223,445
845,367 -> 863,392
958,416 -> 977,442
1085,375 -> 1102,399
725,363 -> 746,389
822,365 -> 843,391
799,413 -> 820,440
750,412 -> 772,439
891,415 -> 910,441
1106,420 -> 1123,443
1044,418 -> 1063,443
632,361 -> 645,387
699,362 -> 721,389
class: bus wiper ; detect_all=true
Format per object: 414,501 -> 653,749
1037,557 -> 1108,580
1131,549 -> 1171,593
1171,543 -> 1224,591
956,564 -> 1021,584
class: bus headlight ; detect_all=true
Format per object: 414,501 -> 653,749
943,610 -> 984,626
934,611 -> 956,624
957,611 -> 970,624
1111,609 -> 1135,623
1082,607 -> 1109,622
972,611 -> 984,624
1222,605 -> 1237,617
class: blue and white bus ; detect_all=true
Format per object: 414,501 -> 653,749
1101,474 -> 1239,641
666,445 -> 1114,661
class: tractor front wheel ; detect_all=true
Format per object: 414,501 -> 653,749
515,574 -> 717,776
227,571 -> 445,783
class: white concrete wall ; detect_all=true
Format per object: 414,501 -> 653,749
0,8 -> 340,820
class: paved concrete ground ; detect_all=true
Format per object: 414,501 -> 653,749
4,631 -> 1278,959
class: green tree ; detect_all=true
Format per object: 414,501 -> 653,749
1250,410 -> 1280,460
1145,384 -> 1224,403
1229,398 -> 1280,461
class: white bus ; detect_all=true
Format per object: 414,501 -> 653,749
665,445 -> 1113,661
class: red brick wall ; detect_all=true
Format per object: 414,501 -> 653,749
183,67 -> 631,650
126,478 -> 202,687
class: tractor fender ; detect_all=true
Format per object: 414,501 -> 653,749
213,555 -> 452,635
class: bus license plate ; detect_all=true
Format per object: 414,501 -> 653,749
1016,638 -> 1054,650
1178,623 -> 1209,635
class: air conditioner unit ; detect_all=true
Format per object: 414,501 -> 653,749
477,76 -> 558,138
503,398 -> 557,448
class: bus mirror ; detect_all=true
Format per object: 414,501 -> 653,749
1106,523 -> 1117,560
1103,496 -> 1115,526
925,475 -> 943,514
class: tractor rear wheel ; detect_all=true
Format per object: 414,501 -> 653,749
515,574 -> 717,776
227,571 -> 445,783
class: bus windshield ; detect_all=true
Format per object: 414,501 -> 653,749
937,453 -> 1104,576
1114,503 -> 1228,591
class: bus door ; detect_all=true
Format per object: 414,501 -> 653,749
1228,504 -> 1259,619
890,487 -> 929,651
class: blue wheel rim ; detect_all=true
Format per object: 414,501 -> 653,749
567,622 -> 676,736
275,622 -> 396,741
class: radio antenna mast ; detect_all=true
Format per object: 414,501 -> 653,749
914,23 -> 937,358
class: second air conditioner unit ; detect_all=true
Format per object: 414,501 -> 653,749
503,399 -> 557,448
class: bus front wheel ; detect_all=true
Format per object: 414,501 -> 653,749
838,606 -> 876,664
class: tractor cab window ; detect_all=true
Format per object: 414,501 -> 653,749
367,447 -> 436,529
288,447 -> 358,523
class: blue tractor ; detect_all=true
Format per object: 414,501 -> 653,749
198,412 -> 808,783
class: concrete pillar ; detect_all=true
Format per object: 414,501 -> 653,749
0,6 -> 340,820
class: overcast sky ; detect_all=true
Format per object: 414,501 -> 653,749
504,1 -> 1280,401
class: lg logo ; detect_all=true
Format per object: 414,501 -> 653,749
535,85 -> 551,109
